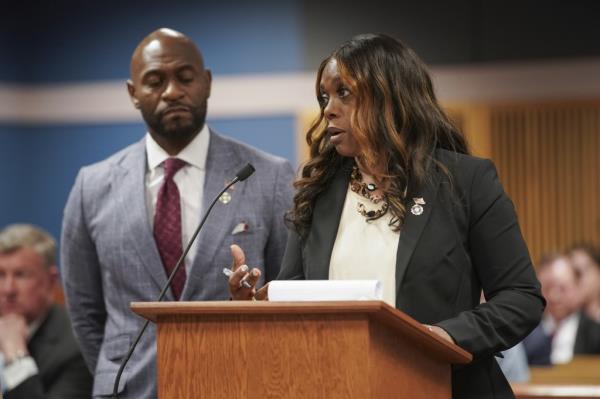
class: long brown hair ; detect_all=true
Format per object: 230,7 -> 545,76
288,33 -> 469,237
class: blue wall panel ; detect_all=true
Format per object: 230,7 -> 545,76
0,126 -> 27,226
1,123 -> 145,243
209,116 -> 297,165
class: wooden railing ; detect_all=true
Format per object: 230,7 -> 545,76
529,356 -> 600,385
514,356 -> 600,398
514,384 -> 600,399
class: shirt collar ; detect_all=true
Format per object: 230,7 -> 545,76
146,124 -> 210,171
542,311 -> 581,334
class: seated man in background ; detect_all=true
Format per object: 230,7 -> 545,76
0,224 -> 92,398
568,242 -> 600,322
523,253 -> 600,365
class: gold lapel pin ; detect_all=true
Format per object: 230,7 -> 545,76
219,191 -> 232,204
219,180 -> 236,204
410,197 -> 425,216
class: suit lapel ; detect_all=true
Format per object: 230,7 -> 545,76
28,306 -> 59,375
183,132 -> 242,299
29,306 -> 59,347
394,167 -> 441,294
304,159 -> 353,279
114,140 -> 173,299
574,312 -> 592,353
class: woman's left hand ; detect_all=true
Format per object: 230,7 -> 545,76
424,324 -> 455,344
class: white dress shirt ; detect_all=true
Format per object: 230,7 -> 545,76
0,315 -> 45,392
145,125 -> 210,272
329,186 -> 400,307
543,312 -> 580,364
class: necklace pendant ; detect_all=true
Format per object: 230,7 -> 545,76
366,183 -> 376,192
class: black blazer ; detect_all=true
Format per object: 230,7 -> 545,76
278,149 -> 545,399
5,305 -> 92,399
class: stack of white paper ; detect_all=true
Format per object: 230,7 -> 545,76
268,280 -> 382,302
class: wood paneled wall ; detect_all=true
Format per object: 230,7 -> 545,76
448,101 -> 600,264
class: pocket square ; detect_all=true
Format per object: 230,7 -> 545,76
231,222 -> 250,235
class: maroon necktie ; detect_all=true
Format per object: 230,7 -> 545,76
154,158 -> 187,300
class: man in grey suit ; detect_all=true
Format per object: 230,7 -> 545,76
61,28 -> 294,398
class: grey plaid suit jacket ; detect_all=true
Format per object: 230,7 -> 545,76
61,130 -> 294,398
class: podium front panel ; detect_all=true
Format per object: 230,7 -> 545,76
155,312 -> 451,399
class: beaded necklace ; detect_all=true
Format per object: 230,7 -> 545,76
349,165 -> 389,221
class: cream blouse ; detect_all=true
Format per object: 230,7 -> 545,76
329,186 -> 400,307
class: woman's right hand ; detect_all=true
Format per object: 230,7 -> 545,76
228,244 -> 269,300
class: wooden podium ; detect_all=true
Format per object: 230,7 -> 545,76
132,301 -> 472,399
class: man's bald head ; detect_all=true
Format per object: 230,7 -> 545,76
127,28 -> 212,155
130,28 -> 205,82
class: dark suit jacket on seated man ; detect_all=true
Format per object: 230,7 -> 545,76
60,28 -> 295,398
0,224 -> 92,398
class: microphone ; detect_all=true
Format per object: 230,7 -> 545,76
112,163 -> 255,398
236,163 -> 255,181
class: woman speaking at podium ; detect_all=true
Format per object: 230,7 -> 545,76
228,33 -> 544,398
